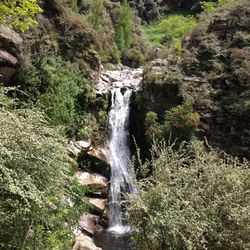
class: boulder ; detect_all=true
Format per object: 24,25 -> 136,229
72,234 -> 102,250
87,145 -> 109,164
88,198 -> 108,213
0,25 -> 23,48
0,26 -> 23,84
103,207 -> 110,221
0,67 -> 16,83
69,140 -> 92,158
0,50 -> 18,65
79,213 -> 100,236
75,171 -> 108,193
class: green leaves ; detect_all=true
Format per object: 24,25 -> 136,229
0,0 -> 42,32
0,89 -> 89,249
144,14 -> 197,52
115,0 -> 134,50
127,142 -> 250,250
17,54 -> 101,139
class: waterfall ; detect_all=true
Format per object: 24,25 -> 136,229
107,88 -> 136,234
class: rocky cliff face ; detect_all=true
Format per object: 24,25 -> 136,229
133,3 -> 250,159
181,4 -> 250,158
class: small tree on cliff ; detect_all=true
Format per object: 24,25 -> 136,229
0,0 -> 42,32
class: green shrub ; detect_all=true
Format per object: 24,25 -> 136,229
87,0 -> 111,31
0,89 -> 88,249
145,111 -> 163,141
17,54 -> 99,138
200,0 -> 234,12
144,14 -> 197,52
164,103 -> 200,142
115,0 -> 134,50
0,0 -> 42,32
100,44 -> 121,64
126,141 -> 250,250
121,47 -> 145,68
144,104 -> 200,144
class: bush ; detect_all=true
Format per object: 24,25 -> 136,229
144,14 -> 197,52
100,44 -> 121,64
0,89 -> 88,249
0,0 -> 42,32
17,54 -> 99,138
121,47 -> 145,68
144,104 -> 200,144
164,103 -> 200,142
126,141 -> 250,250
115,0 -> 134,50
145,111 -> 163,140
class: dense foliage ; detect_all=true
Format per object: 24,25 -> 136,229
17,54 -> 106,140
144,15 -> 197,51
145,104 -> 200,143
127,141 -> 250,250
0,0 -> 42,32
0,89 -> 88,249
115,0 -> 134,51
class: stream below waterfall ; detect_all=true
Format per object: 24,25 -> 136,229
94,231 -> 135,250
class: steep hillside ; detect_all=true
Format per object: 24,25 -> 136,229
133,0 -> 250,158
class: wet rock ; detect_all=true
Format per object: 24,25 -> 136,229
75,171 -> 108,193
79,213 -> 100,236
73,234 -> 102,250
87,145 -> 109,164
88,198 -> 108,213
96,65 -> 143,94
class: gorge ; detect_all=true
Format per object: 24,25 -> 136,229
0,0 -> 250,249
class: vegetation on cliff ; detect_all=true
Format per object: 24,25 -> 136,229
0,0 -> 42,32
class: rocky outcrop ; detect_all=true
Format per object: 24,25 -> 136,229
79,213 -> 100,236
133,4 -> 250,159
0,25 -> 23,46
69,140 -> 92,158
88,198 -> 108,213
87,146 -> 109,164
181,4 -> 250,158
75,171 -> 108,194
69,140 -> 109,164
0,25 -> 23,84
97,64 -> 143,94
73,234 -> 102,250
0,50 -> 18,65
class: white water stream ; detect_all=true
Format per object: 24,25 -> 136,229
107,88 -> 136,234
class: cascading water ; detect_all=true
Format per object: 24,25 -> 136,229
107,88 -> 136,234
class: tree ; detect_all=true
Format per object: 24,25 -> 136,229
0,0 -> 42,32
